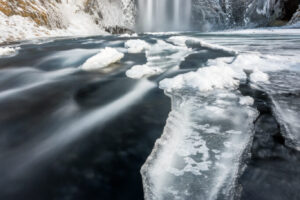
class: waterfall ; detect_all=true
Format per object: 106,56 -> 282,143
137,0 -> 192,32
136,0 -> 284,32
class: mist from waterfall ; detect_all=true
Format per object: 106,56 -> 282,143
135,0 -> 288,32
136,0 -> 192,32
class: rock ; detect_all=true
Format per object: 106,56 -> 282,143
0,0 -> 136,43
289,5 -> 300,25
104,26 -> 134,34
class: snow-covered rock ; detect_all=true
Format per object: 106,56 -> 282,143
0,0 -> 135,43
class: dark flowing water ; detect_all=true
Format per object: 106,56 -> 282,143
0,30 -> 299,200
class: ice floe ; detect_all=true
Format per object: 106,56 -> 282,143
142,89 -> 258,200
0,47 -> 19,57
125,39 -> 150,53
140,33 -> 300,199
168,36 -> 238,55
239,96 -> 255,106
159,66 -> 239,93
126,65 -> 162,79
81,47 -> 124,71
126,39 -> 192,79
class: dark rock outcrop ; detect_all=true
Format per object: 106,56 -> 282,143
104,26 -> 134,34
289,5 -> 300,24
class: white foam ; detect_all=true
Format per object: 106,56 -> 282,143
125,39 -> 150,53
81,47 -> 124,71
126,65 -> 162,79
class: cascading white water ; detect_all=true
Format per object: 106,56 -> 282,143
137,0 -> 192,32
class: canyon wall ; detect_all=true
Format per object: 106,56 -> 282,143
0,0 -> 135,43
0,0 -> 299,43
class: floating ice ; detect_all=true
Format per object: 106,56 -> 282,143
168,36 -> 238,55
126,65 -> 162,79
142,89 -> 258,200
206,53 -> 299,81
0,47 -> 19,57
81,47 -> 124,71
239,96 -> 254,106
125,39 -> 150,53
250,70 -> 269,83
159,66 -> 239,93
126,39 -> 192,79
141,46 -> 259,198
255,71 -> 300,151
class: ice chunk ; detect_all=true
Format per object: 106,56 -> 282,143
125,39 -> 150,53
256,71 -> 300,150
81,47 -> 124,71
142,89 -> 258,200
0,47 -> 19,57
141,58 -> 258,199
126,65 -> 162,79
239,96 -> 254,106
126,39 -> 192,79
250,70 -> 269,83
159,66 -> 239,93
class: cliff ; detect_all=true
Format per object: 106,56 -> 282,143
289,5 -> 300,25
0,0 -> 135,44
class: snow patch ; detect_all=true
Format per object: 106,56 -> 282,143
81,47 -> 124,71
142,89 -> 258,200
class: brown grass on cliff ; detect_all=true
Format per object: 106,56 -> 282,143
0,0 -> 58,27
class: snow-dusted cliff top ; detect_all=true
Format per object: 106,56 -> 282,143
0,0 -> 135,43
0,0 -> 299,44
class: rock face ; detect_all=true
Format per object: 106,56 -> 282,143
0,0 -> 299,43
0,0 -> 135,43
0,0 -> 62,28
191,0 -> 300,30
289,5 -> 300,25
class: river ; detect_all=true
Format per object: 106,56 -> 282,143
0,29 -> 300,200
